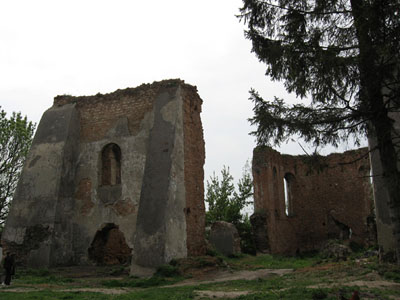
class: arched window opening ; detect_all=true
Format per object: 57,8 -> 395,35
101,143 -> 121,186
283,173 -> 295,217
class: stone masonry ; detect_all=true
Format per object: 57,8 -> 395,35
252,146 -> 376,255
1,79 -> 206,274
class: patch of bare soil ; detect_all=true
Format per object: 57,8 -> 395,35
296,263 -> 338,272
171,268 -> 293,287
195,290 -> 250,299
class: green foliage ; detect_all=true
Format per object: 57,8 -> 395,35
367,262 -> 400,283
15,274 -> 74,285
225,253 -> 320,270
205,163 -> 255,253
238,0 -> 400,263
2,255 -> 400,300
18,268 -> 51,277
0,107 -> 35,225
154,264 -> 180,277
0,292 -> 110,300
102,276 -> 173,288
236,216 -> 257,255
205,166 -> 236,224
239,0 -> 400,148
205,164 -> 253,226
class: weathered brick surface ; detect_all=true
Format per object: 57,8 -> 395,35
252,146 -> 375,255
60,79 -> 206,258
182,87 -> 206,256
55,85 -> 158,142
3,79 -> 206,268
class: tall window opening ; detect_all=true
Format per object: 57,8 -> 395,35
101,143 -> 121,186
283,173 -> 295,216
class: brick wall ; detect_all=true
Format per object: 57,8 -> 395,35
252,146 -> 375,254
54,85 -> 159,142
54,79 -> 206,257
182,86 -> 206,256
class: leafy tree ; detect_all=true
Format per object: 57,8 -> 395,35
205,165 -> 253,226
205,164 -> 255,254
0,107 -> 35,226
239,0 -> 400,262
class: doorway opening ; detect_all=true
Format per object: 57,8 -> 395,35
88,223 -> 131,265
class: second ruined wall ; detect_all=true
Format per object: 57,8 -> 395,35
252,147 -> 375,255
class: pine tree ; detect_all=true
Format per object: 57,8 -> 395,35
239,0 -> 400,262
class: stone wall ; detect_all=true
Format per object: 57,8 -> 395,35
252,146 -> 375,255
2,79 -> 206,271
182,87 -> 206,256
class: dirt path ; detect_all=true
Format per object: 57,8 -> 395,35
1,267 -> 399,299
170,268 -> 293,287
0,268 -> 292,295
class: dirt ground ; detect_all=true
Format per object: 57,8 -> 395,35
1,262 -> 400,299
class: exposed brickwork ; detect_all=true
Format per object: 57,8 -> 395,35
112,198 -> 136,217
252,146 -> 375,255
88,224 -> 132,265
182,86 -> 206,256
3,79 -> 206,269
54,80 -> 189,142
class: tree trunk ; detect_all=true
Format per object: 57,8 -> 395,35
351,0 -> 400,263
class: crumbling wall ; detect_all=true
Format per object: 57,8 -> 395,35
252,146 -> 375,255
2,80 -> 206,270
182,87 -> 206,256
1,103 -> 80,267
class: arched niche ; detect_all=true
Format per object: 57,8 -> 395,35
101,143 -> 121,186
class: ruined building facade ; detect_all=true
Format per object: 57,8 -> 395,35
251,147 -> 376,255
1,80 -> 206,273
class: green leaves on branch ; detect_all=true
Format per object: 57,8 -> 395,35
239,0 -> 400,262
239,0 -> 400,149
248,91 -> 366,148
0,107 -> 35,225
205,165 -> 253,226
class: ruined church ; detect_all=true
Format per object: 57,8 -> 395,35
2,78 -> 387,272
251,146 -> 376,255
1,79 -> 206,275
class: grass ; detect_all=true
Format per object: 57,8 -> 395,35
14,268 -> 75,285
0,291 -> 111,300
224,252 -> 322,270
101,275 -> 184,288
365,259 -> 400,283
0,287 -> 196,300
1,253 -> 400,299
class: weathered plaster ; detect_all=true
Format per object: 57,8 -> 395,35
2,80 -> 205,271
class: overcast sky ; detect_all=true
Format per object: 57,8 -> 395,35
0,0 -> 361,190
